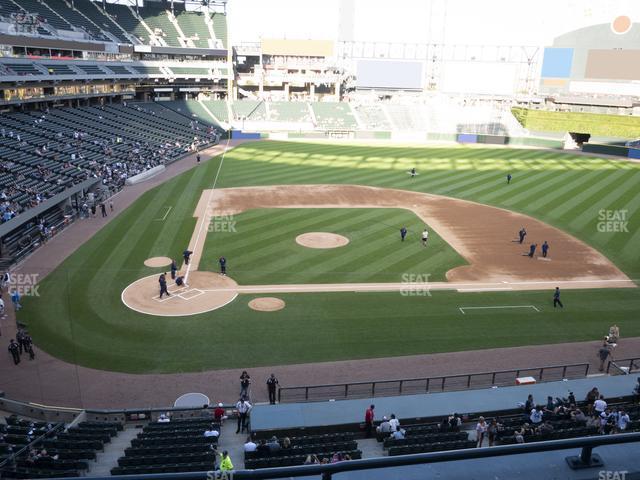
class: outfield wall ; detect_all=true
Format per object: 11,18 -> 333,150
582,143 -> 640,159
271,131 -> 564,148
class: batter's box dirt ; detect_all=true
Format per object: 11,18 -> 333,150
122,271 -> 238,317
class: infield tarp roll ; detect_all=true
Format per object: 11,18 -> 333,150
628,147 -> 640,159
457,133 -> 478,144
582,143 -> 629,157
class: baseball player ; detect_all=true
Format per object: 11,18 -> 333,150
507,173 -> 512,184
421,227 -> 429,247
541,241 -> 549,258
518,227 -> 527,244
410,167 -> 416,178
159,273 -> 170,298
553,287 -> 563,308
219,256 -> 227,276
400,226 -> 407,242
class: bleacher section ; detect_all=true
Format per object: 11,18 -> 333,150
175,10 -> 210,48
103,3 -> 149,45
232,100 -> 266,121
0,102 -> 219,254
73,0 -> 130,44
269,101 -> 312,123
355,104 -> 392,130
211,13 -> 227,48
160,100 -> 219,125
43,0 -> 108,41
111,418 -> 218,475
138,3 -> 181,47
18,0 -> 71,32
0,415 -> 122,478
201,100 -> 230,122
312,102 -> 358,130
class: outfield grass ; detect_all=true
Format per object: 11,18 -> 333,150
511,107 -> 640,138
21,142 -> 640,373
200,208 -> 465,284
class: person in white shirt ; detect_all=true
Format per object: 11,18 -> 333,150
244,437 -> 257,452
594,396 -> 607,414
376,416 -> 391,434
617,410 -> 630,431
235,398 -> 252,434
157,413 -> 170,423
204,425 -> 220,438
421,228 -> 429,247
530,408 -> 543,425
389,414 -> 401,432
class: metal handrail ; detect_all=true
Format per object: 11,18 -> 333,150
278,363 -> 590,403
607,357 -> 640,374
39,432 -> 640,480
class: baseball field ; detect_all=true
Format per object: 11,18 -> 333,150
21,141 -> 640,374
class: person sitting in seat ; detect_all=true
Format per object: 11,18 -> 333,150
391,427 -> 406,440
256,439 -> 270,456
267,436 -> 281,453
204,424 -> 220,438
157,413 -> 170,423
376,416 -> 392,435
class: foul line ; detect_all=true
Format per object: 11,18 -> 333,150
184,136 -> 230,284
154,206 -> 172,221
458,305 -> 540,315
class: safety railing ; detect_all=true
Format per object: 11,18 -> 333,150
607,357 -> 640,375
278,363 -> 590,403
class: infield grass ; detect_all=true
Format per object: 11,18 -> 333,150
21,141 -> 640,373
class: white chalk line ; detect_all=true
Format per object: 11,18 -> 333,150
184,137 -> 230,284
154,206 -> 172,221
459,305 -> 540,315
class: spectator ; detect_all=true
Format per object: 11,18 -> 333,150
476,416 -> 487,448
243,437 -> 257,452
514,425 -> 525,444
157,413 -> 170,423
376,416 -> 391,434
391,427 -> 406,440
282,437 -> 291,449
256,439 -> 270,456
594,396 -> 607,415
449,413 -> 462,432
364,404 -> 375,438
617,409 -> 630,432
200,404 -> 211,419
439,416 -> 450,433
537,421 -> 554,438
204,425 -> 220,438
606,324 -> 620,344
389,414 -> 401,432
567,391 -> 576,406
487,418 -> 500,446
524,394 -> 534,412
598,343 -> 612,372
544,396 -> 556,413
267,436 -> 280,453
11,289 -> 21,311
8,339 -> 20,365
218,451 -> 233,472
235,397 -> 252,434
633,378 -> 640,404
529,407 -> 543,425
304,454 -> 320,465
571,408 -> 587,423
214,403 -> 226,423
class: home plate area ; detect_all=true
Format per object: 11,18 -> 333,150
122,271 -> 238,317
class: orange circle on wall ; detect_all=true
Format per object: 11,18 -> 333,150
612,15 -> 632,34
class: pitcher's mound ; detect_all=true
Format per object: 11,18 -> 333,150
144,257 -> 172,268
296,232 -> 349,249
249,297 -> 285,312
122,271 -> 238,317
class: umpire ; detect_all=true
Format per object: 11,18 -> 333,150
159,273 -> 170,298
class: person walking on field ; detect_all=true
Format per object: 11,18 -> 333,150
219,256 -> 227,276
421,228 -> 429,247
553,287 -> 563,308
159,273 -> 170,298
400,226 -> 407,242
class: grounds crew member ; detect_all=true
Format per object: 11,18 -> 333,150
183,250 -> 193,265
170,259 -> 177,280
219,256 -> 227,276
400,226 -> 407,242
541,241 -> 549,258
159,273 -> 170,298
553,287 -> 563,308
266,373 -> 279,405
8,339 -> 20,365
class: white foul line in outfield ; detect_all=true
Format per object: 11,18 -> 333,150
458,305 -> 540,315
154,206 -> 172,221
184,137 -> 230,285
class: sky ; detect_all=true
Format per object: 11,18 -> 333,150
227,0 -> 638,46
